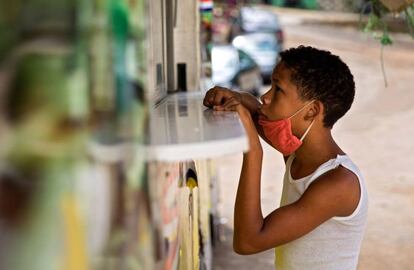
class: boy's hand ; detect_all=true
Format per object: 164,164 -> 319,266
213,96 -> 262,152
203,86 -> 242,108
212,96 -> 246,114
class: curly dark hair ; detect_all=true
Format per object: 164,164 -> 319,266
279,46 -> 355,128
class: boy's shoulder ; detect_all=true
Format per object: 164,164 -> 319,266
316,165 -> 359,190
308,165 -> 360,217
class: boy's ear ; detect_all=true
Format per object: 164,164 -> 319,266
305,101 -> 322,120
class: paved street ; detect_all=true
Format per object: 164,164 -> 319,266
213,11 -> 414,270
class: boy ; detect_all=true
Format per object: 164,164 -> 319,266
203,46 -> 368,270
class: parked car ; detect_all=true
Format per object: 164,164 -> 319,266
232,32 -> 281,82
211,45 -> 263,96
231,6 -> 284,46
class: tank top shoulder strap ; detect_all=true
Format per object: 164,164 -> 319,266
285,154 -> 295,169
305,155 -> 352,190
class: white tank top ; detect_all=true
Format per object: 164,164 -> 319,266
275,154 -> 368,270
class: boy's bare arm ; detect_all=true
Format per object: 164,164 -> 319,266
239,92 -> 261,115
233,165 -> 361,255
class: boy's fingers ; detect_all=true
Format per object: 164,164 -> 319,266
222,96 -> 233,106
226,105 -> 236,111
224,100 -> 240,111
208,93 -> 218,106
203,94 -> 211,106
204,86 -> 236,107
204,88 -> 220,106
213,91 -> 226,106
222,99 -> 234,110
209,97 -> 236,111
225,97 -> 239,106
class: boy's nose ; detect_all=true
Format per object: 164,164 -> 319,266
260,95 -> 269,105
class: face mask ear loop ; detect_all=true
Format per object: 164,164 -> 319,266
300,119 -> 315,142
288,100 -> 315,120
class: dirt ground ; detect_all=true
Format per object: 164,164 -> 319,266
212,12 -> 414,270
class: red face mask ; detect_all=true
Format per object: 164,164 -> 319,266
258,101 -> 315,156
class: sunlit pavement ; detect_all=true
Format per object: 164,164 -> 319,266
213,9 -> 414,270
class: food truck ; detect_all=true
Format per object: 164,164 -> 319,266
0,0 -> 247,269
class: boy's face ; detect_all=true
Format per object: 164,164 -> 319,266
259,62 -> 304,119
259,62 -> 315,133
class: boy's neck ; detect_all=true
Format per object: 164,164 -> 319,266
294,128 -> 344,168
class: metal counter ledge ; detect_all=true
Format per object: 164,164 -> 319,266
88,91 -> 249,163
